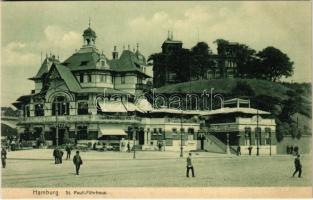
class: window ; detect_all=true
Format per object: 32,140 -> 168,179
188,128 -> 194,134
52,96 -> 69,116
34,103 -> 44,116
87,74 -> 92,82
245,127 -> 251,146
172,128 -> 177,134
24,105 -> 30,117
121,75 -> 125,84
104,74 -> 108,83
153,128 -> 157,135
137,76 -> 142,84
255,127 -> 261,145
77,126 -> 88,140
265,128 -> 271,145
158,128 -> 163,135
79,73 -> 84,83
77,102 -> 88,115
80,61 -> 88,66
101,60 -> 105,66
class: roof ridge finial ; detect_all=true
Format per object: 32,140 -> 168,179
123,45 -> 125,50
128,44 -> 130,50
136,43 -> 139,51
167,30 -> 170,40
89,17 -> 91,28
171,31 -> 173,40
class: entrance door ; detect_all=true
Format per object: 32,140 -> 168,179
138,130 -> 145,145
51,128 -> 65,146
200,138 -> 204,150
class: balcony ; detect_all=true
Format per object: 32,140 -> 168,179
18,114 -> 141,125
164,118 -> 199,124
209,123 -> 239,132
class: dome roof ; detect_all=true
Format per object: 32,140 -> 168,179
83,27 -> 97,38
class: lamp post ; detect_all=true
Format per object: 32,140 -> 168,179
133,126 -> 137,159
55,101 -> 59,147
269,131 -> 272,156
256,109 -> 259,156
226,133 -> 230,155
180,110 -> 183,158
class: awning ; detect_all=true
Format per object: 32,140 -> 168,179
98,100 -> 127,113
123,102 -> 144,112
98,126 -> 127,137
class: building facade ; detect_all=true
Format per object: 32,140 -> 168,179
13,25 -> 200,152
152,34 -> 239,88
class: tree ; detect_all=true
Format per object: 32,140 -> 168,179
190,42 -> 215,80
256,47 -> 294,82
276,120 -> 289,142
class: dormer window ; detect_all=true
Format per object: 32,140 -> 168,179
80,61 -> 88,66
87,74 -> 92,82
79,73 -> 84,83
101,60 -> 105,67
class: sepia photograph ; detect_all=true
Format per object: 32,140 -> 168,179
1,1 -> 312,198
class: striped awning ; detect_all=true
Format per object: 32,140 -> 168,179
98,126 -> 127,137
98,100 -> 127,113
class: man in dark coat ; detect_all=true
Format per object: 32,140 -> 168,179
237,146 -> 241,156
73,151 -> 83,175
127,142 -> 130,153
1,148 -> 7,168
292,154 -> 302,178
53,148 -> 59,164
66,145 -> 71,160
186,153 -> 195,177
248,146 -> 253,156
59,149 -> 64,164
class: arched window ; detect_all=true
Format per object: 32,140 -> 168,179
77,102 -> 88,115
34,103 -> 44,116
52,96 -> 69,116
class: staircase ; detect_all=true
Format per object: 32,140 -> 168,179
206,134 -> 237,154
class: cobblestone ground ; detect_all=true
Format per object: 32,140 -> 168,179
2,149 -> 311,187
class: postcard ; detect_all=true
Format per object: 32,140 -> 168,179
1,1 -> 312,198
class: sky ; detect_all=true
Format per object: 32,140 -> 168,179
1,1 -> 312,107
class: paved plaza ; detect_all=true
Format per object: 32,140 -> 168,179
2,149 -> 311,187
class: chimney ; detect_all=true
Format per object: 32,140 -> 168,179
112,46 -> 118,59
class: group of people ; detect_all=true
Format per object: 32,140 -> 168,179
52,144 -> 83,175
287,145 -> 299,155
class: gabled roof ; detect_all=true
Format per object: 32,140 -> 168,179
51,63 -> 82,92
30,56 -> 60,80
62,48 -> 103,71
107,50 -> 151,77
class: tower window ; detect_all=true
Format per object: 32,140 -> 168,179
79,73 -> 84,83
121,75 -> 125,84
101,61 -> 105,66
87,74 -> 92,82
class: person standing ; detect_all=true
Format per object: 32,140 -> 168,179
186,153 -> 195,178
237,146 -> 241,156
1,148 -> 7,168
59,149 -> 64,164
73,151 -> 83,175
248,145 -> 253,156
127,142 -> 130,153
53,148 -> 59,164
66,144 -> 71,160
292,154 -> 302,178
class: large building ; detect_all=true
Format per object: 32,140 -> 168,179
12,25 -> 200,151
152,34 -> 239,88
12,25 -> 277,155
